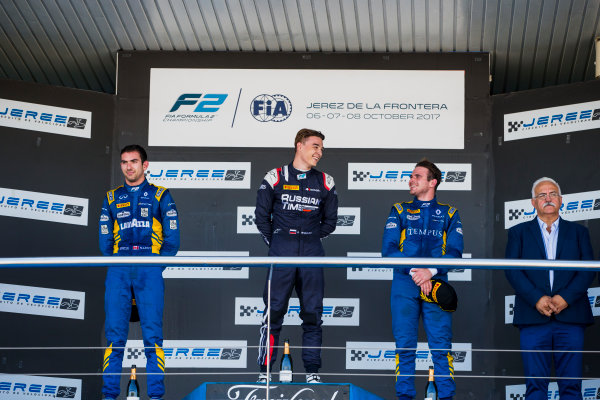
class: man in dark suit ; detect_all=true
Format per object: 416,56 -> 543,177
506,177 -> 594,400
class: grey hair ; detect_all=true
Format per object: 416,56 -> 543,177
531,177 -> 562,198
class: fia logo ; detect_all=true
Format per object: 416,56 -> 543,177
250,94 -> 292,122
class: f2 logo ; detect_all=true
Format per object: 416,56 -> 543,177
169,94 -> 228,112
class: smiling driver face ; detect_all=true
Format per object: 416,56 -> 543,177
294,135 -> 324,170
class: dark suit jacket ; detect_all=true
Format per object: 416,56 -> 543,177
505,217 -> 594,327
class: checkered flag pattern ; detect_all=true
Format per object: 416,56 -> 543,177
507,121 -> 523,133
508,209 -> 524,221
509,303 -> 514,316
509,394 -> 525,400
352,171 -> 370,182
350,350 -> 368,361
241,214 -> 255,225
126,347 -> 144,360
239,305 -> 258,316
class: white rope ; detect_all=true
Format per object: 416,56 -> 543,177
8,372 -> 600,380
1,345 -> 598,354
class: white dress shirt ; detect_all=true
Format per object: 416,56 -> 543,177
537,217 -> 559,290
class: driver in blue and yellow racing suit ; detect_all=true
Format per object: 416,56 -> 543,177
382,159 -> 463,400
99,144 -> 179,400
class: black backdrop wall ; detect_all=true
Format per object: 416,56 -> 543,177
0,78 -> 114,398
0,52 -> 598,400
114,51 -> 492,400
492,80 -> 600,399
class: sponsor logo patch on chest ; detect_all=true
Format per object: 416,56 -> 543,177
283,185 -> 299,191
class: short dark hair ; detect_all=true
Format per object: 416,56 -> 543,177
415,158 -> 442,191
120,144 -> 147,163
294,128 -> 325,150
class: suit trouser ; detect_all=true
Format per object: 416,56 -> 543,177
257,266 -> 324,373
103,266 -> 165,399
520,320 -> 585,400
391,275 -> 455,400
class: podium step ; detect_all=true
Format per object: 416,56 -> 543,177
183,382 -> 384,400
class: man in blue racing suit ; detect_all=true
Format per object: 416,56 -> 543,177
255,128 -> 338,384
381,159 -> 463,400
99,144 -> 179,400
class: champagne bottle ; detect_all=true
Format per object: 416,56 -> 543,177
424,366 -> 438,400
126,365 -> 140,400
279,339 -> 293,382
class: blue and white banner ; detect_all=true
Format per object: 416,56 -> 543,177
0,283 -> 85,320
346,342 -> 472,371
149,68 -> 464,149
504,189 -> 600,229
0,98 -> 91,139
0,187 -> 88,226
504,100 -> 600,142
123,340 -> 246,368
345,252 -> 472,282
0,374 -> 81,399
237,206 -> 361,235
146,162 -> 251,189
505,379 -> 600,400
348,163 -> 472,191
163,251 -> 250,279
235,297 -> 360,326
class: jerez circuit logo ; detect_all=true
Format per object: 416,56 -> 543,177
336,215 -> 356,226
56,386 -> 78,398
60,298 -> 81,311
67,117 -> 87,129
333,306 -> 354,317
224,170 -> 246,181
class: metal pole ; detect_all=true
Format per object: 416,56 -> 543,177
266,264 -> 273,398
2,255 -> 600,270
596,36 -> 600,79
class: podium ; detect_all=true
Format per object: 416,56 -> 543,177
183,382 -> 385,400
